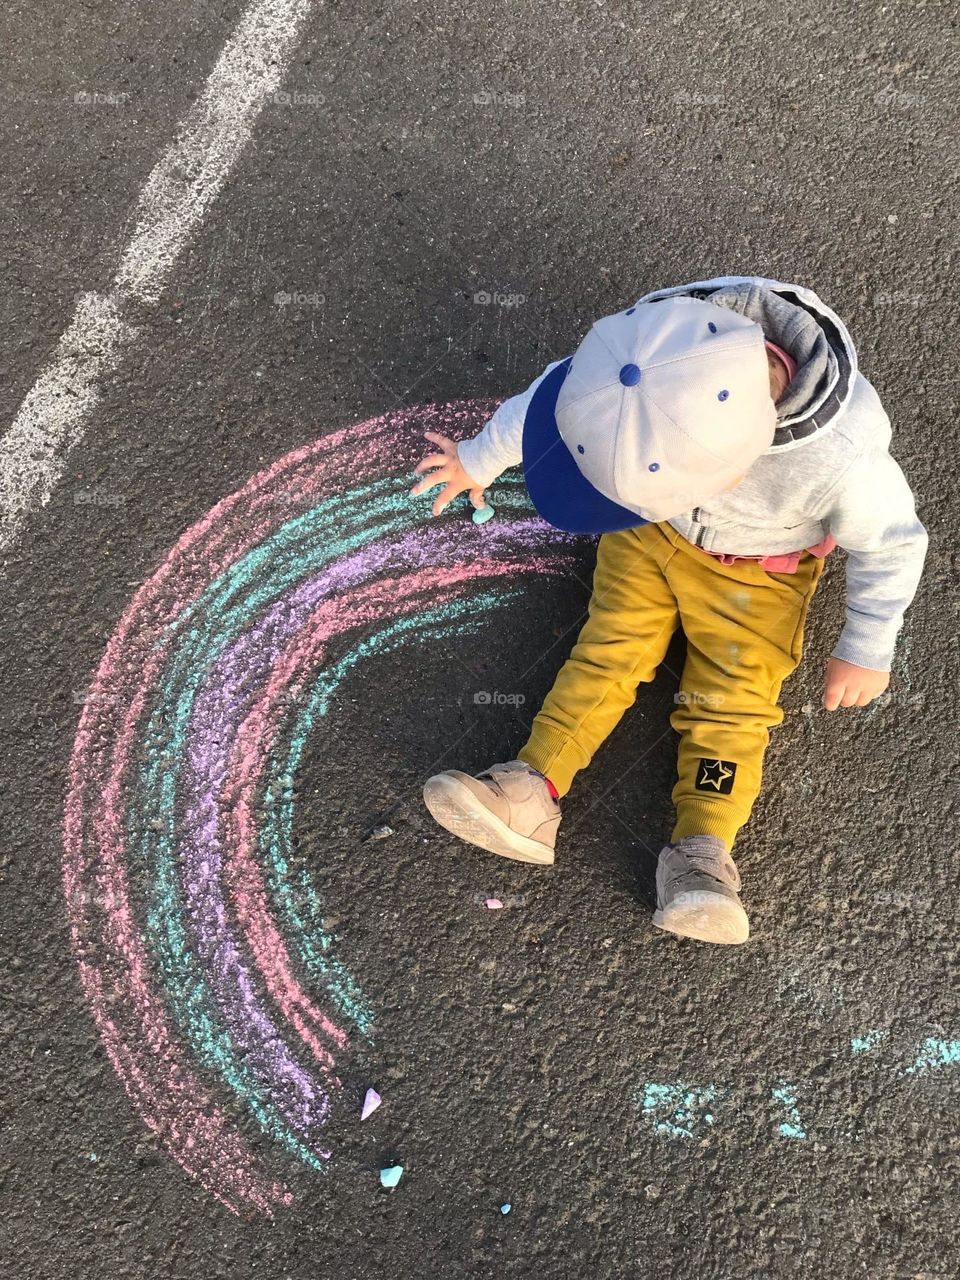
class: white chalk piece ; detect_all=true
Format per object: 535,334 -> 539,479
472,503 -> 496,525
361,1087 -> 381,1121
379,1164 -> 403,1188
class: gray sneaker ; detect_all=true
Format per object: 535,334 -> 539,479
422,760 -> 561,865
652,835 -> 750,945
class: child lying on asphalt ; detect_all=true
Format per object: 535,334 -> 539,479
411,275 -> 928,946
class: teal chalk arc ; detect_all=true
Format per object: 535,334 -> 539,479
63,402 -> 589,1213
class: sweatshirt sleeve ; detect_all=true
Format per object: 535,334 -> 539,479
456,359 -> 568,489
821,446 -> 928,672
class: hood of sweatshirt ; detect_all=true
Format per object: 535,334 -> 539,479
636,275 -> 859,453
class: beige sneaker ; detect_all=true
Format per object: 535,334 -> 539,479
422,760 -> 561,865
652,835 -> 750,945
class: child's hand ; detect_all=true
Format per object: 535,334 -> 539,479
410,431 -> 487,517
823,656 -> 890,711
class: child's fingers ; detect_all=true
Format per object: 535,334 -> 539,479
468,487 -> 486,509
410,466 -> 451,497
422,431 -> 455,455
413,452 -> 448,475
823,680 -> 844,712
432,482 -> 459,517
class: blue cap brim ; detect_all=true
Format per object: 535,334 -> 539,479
521,358 -> 650,535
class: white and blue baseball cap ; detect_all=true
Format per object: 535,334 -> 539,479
521,296 -> 778,533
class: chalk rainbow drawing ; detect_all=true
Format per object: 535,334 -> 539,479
62,400 -> 955,1213
63,399 -> 587,1215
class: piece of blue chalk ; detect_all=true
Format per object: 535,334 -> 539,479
500,1202 -> 511,1215
379,1164 -> 404,1188
472,503 -> 495,525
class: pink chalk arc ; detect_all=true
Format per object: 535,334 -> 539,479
63,399 -> 589,1213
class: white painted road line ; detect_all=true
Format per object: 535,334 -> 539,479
115,0 -> 315,305
0,0 -> 315,555
0,294 -> 135,539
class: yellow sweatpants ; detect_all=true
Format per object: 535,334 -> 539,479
516,520 -> 826,849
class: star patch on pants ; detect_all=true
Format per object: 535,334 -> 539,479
695,758 -> 737,794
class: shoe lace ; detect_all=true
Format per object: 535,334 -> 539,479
476,763 -> 558,806
669,837 -> 738,890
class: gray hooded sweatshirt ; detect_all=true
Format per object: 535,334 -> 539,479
456,274 -> 928,673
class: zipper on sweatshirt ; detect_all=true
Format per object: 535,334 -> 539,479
691,508 -> 707,548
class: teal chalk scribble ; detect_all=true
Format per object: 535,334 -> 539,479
639,1083 -> 720,1139
903,1038 -> 960,1077
771,1082 -> 806,1139
851,1029 -> 889,1055
264,589 -> 522,1039
138,470 -> 543,1166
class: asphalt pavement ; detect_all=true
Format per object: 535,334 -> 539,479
1,1 -> 958,1277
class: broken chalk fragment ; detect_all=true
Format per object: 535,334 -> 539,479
369,825 -> 394,840
473,503 -> 496,525
500,1203 -> 511,1215
484,898 -> 504,910
361,1087 -> 381,1121
379,1164 -> 403,1188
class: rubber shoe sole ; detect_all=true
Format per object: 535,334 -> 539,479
652,892 -> 750,945
422,773 -> 555,865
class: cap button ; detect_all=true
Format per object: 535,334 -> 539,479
619,363 -> 642,386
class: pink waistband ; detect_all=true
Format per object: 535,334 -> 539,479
700,531 -> 836,573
